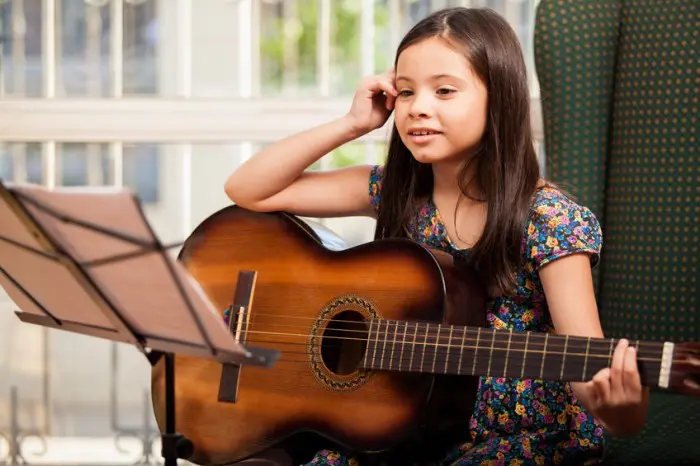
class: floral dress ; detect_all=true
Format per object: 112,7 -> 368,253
305,165 -> 606,466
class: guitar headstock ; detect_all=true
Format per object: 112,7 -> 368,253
668,342 -> 700,397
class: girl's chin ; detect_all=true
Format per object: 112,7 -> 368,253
410,150 -> 455,165
409,146 -> 474,167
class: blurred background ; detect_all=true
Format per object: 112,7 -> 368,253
0,0 -> 543,464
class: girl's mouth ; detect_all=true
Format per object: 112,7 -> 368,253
408,129 -> 442,144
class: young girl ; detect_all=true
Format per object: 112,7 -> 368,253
225,7 -> 649,466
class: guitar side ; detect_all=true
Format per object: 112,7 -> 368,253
150,206 -> 486,465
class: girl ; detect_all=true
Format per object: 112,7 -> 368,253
225,7 -> 649,466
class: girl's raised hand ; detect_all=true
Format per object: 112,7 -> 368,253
346,68 -> 398,136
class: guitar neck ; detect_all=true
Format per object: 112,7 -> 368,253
360,320 -> 674,389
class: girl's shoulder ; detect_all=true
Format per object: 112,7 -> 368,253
530,182 -> 593,218
525,182 -> 603,269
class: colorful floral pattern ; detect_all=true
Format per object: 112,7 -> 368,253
304,165 -> 606,465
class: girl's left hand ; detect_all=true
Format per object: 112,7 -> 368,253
586,338 -> 650,436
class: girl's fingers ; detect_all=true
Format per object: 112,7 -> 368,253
378,80 -> 398,97
622,345 -> 642,397
367,79 -> 397,111
385,94 -> 395,110
610,339 -> 628,400
591,367 -> 611,406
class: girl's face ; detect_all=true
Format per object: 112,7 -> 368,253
394,37 -> 488,167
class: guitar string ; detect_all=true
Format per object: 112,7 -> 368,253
237,336 -> 665,360
235,308 -> 671,371
225,311 -> 666,349
225,297 -> 674,361
240,354 -> 633,378
234,330 -> 669,363
220,310 -> 685,378
240,351 -> 672,379
251,356 -> 662,378
244,354 -> 610,375
222,321 -> 668,357
231,320 -> 661,350
226,313 -> 664,348
222,340 -> 672,382
237,338 -> 665,366
239,334 -> 666,362
229,312 -> 679,369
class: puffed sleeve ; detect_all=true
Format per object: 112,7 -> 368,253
368,164 -> 384,215
526,191 -> 603,270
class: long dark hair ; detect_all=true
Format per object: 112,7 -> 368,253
375,8 -> 541,297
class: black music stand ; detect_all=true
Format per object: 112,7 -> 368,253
0,179 -> 279,466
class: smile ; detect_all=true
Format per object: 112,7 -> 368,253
407,129 -> 441,144
408,130 -> 440,135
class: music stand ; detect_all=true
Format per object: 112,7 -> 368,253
0,179 -> 279,465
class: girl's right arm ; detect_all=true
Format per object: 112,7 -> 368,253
224,69 -> 397,219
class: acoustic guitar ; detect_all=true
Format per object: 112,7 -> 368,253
150,206 -> 699,465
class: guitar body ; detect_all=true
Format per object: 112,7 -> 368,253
150,206 -> 487,465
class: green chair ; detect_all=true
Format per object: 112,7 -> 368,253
534,0 -> 700,464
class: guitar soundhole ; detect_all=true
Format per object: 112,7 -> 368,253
309,294 -> 377,391
320,310 -> 368,376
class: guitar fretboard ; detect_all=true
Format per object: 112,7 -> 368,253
360,320 -> 667,386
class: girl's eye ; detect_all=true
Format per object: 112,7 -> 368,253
437,88 -> 456,95
398,90 -> 413,97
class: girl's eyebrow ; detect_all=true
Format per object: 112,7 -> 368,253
395,73 -> 465,83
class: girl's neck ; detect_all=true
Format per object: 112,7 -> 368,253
431,158 -> 483,203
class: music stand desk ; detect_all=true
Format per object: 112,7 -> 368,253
0,180 -> 279,465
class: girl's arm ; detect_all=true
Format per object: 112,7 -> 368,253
225,69 -> 397,219
539,253 -> 650,437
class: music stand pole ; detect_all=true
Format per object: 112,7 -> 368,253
0,180 -> 279,465
153,351 -> 191,466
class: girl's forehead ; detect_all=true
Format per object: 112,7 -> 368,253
396,37 -> 474,82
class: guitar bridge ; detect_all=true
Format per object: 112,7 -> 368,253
218,270 -> 257,404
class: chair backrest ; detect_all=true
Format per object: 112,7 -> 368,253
534,0 -> 699,344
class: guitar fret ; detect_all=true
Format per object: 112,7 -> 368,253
560,335 -> 569,379
364,320 -> 374,368
539,333 -> 549,379
471,327 -> 481,375
503,330 -> 513,377
399,321 -> 408,372
486,329 -> 496,377
457,326 -> 466,375
582,337 -> 591,380
444,325 -> 454,375
421,323 -> 429,372
388,321 -> 397,371
608,338 -> 615,365
371,320 -> 381,370
383,321 -> 392,370
409,323 -> 418,371
431,325 -> 441,373
520,332 -> 530,378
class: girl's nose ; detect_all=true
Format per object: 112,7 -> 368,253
408,92 -> 433,119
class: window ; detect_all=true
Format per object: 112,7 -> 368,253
0,142 -> 160,203
1,0 -> 160,203
2,0 -> 158,97
256,0 -> 541,171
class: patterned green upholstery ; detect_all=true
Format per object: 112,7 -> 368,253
534,1 -> 700,464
